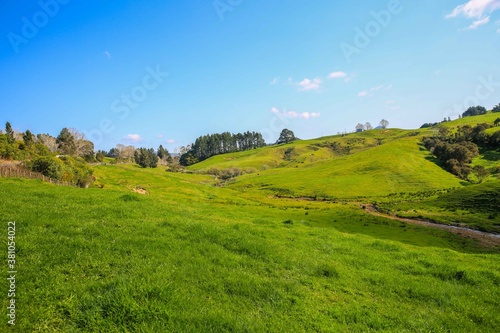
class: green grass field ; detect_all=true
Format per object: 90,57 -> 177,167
1,113 -> 500,332
379,181 -> 500,233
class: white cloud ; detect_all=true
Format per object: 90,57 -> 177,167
298,78 -> 322,91
446,0 -> 500,29
446,0 -> 500,19
300,112 -> 321,119
123,134 -> 143,143
467,15 -> 491,29
328,71 -> 347,79
166,139 -> 175,144
270,107 -> 320,119
269,78 -> 279,85
157,134 -> 164,139
385,100 -> 395,104
104,51 -> 112,59
358,84 -> 388,97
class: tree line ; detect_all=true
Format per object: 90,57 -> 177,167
180,131 -> 266,166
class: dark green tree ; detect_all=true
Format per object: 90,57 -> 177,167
5,122 -> 15,144
462,106 -> 487,118
179,131 -> 266,166
494,118 -> 500,127
56,128 -> 77,155
276,129 -> 297,144
492,104 -> 500,113
157,144 -> 172,161
23,129 -> 34,147
134,148 -> 159,168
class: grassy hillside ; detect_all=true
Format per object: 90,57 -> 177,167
379,180 -> 500,233
439,112 -> 500,128
1,113 -> 499,331
187,113 -> 499,199
188,128 -> 412,172
1,168 -> 500,332
229,135 -> 463,199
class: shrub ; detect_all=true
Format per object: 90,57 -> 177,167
491,131 -> 500,148
96,152 -> 105,162
58,156 -> 94,187
30,156 -> 64,180
219,167 -> 242,180
243,167 -> 257,174
207,168 -> 221,176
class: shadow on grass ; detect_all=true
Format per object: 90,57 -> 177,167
480,150 -> 500,162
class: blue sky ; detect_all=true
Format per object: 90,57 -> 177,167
1,0 -> 499,151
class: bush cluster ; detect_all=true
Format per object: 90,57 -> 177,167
423,122 -> 500,179
28,155 -> 94,187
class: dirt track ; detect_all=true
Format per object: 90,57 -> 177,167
363,204 -> 500,249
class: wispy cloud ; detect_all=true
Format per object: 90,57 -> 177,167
273,70 -> 351,91
104,51 -> 112,59
446,0 -> 500,19
166,139 -> 176,144
328,71 -> 347,79
271,107 -> 320,119
123,134 -> 143,143
467,15 -> 490,29
298,78 -> 322,91
446,0 -> 500,29
328,71 -> 355,82
358,84 -> 389,97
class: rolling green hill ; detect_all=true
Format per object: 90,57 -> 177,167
1,113 -> 500,332
188,113 -> 499,201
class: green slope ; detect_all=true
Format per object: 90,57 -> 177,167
230,135 -> 462,199
1,167 -> 500,331
379,180 -> 500,233
187,113 -> 499,199
1,113 -> 499,331
439,112 -> 500,128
